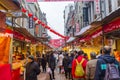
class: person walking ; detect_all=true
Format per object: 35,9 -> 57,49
94,46 -> 120,80
48,52 -> 56,80
62,54 -> 69,79
72,50 -> 87,80
86,52 -> 97,80
68,53 -> 74,80
25,55 -> 40,80
58,52 -> 64,73
36,51 -> 41,67
41,54 -> 47,72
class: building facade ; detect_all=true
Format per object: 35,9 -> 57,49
63,4 -> 74,37
16,0 -> 48,37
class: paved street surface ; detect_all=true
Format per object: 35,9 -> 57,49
38,68 -> 66,80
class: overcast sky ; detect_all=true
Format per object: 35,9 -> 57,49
38,2 -> 73,39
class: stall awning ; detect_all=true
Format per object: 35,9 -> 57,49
13,27 -> 35,39
67,37 -> 75,43
0,0 -> 20,11
75,25 -> 91,37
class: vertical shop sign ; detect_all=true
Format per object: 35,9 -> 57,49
0,11 -> 6,29
29,16 -> 33,29
76,22 -> 80,33
35,25 -> 39,35
95,0 -> 100,14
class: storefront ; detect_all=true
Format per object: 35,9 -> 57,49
104,17 -> 120,51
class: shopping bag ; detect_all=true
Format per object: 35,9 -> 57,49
47,67 -> 52,74
61,67 -> 65,74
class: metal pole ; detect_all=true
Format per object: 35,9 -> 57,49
9,17 -> 14,64
100,0 -> 105,47
72,27 -> 75,50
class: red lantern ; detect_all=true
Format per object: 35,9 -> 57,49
45,25 -> 50,29
41,22 -> 45,27
28,13 -> 33,17
33,17 -> 38,21
38,20 -> 42,24
22,8 -> 27,13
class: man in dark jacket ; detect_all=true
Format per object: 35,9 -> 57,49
41,54 -> 47,72
94,46 -> 120,80
63,54 -> 69,79
48,53 -> 56,80
26,55 -> 40,80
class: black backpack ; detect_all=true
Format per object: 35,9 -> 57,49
104,63 -> 120,80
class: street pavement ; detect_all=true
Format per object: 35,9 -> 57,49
38,68 -> 66,80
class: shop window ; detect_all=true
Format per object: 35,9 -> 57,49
118,0 -> 120,6
108,0 -> 112,13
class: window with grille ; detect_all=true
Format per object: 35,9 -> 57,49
118,0 -> 120,6
108,0 -> 112,12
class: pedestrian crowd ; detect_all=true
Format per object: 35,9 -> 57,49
24,45 -> 120,80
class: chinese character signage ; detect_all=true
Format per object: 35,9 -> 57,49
95,0 -> 100,14
49,39 -> 65,48
29,16 -> 33,29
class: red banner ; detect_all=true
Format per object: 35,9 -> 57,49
104,18 -> 120,33
49,39 -> 65,48
26,0 -> 94,2
0,64 -> 12,80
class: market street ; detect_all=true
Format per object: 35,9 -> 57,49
0,0 -> 120,80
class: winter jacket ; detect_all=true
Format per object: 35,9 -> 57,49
63,56 -> 69,70
41,58 -> 47,67
72,56 -> 87,78
86,59 -> 97,80
68,56 -> 74,68
26,61 -> 40,80
94,54 -> 120,80
48,56 -> 56,70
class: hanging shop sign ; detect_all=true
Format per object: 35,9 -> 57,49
103,18 -> 120,33
29,16 -> 34,29
95,0 -> 100,14
35,25 -> 39,35
75,22 -> 80,33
